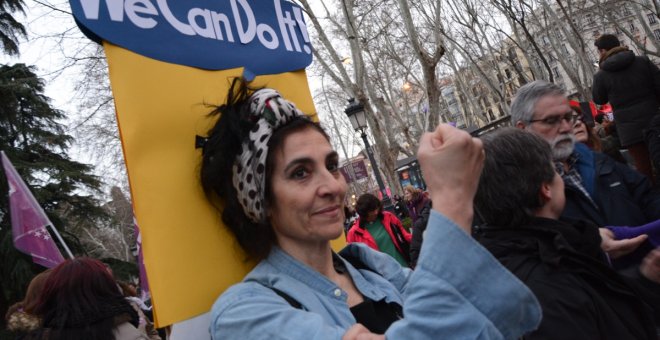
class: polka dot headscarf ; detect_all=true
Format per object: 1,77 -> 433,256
232,88 -> 308,223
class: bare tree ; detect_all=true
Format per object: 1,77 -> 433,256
395,0 -> 446,129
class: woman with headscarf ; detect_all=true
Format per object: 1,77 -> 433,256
198,78 -> 541,338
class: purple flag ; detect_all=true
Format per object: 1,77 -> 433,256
1,151 -> 65,268
134,216 -> 150,301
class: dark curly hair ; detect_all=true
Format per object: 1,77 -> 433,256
200,78 -> 329,260
355,193 -> 383,227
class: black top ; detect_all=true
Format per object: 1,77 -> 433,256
349,297 -> 402,334
334,252 -> 403,334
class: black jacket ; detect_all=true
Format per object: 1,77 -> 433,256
593,47 -> 660,146
476,217 -> 658,340
409,200 -> 431,267
562,145 -> 660,227
562,145 -> 660,267
647,114 -> 660,171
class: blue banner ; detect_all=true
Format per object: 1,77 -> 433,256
70,0 -> 313,78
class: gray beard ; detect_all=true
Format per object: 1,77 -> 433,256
551,133 -> 576,161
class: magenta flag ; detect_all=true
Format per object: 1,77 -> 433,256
134,216 -> 150,300
1,151 -> 65,268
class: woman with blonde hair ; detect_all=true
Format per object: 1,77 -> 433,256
5,269 -> 52,338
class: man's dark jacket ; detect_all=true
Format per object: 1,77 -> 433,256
562,143 -> 660,228
593,47 -> 660,146
475,217 -> 658,340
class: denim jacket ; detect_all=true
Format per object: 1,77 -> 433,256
210,211 -> 541,339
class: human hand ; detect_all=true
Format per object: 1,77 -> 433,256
640,249 -> 660,284
599,228 -> 647,259
342,324 -> 384,340
417,124 -> 485,233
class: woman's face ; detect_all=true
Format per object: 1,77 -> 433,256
268,127 -> 347,247
404,189 -> 413,202
572,118 -> 588,143
365,208 -> 380,222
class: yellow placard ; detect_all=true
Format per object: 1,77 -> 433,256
104,42 -> 345,326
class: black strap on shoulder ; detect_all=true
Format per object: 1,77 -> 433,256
265,253 -> 375,310
270,287 -> 303,310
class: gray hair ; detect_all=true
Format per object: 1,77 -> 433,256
510,80 -> 565,125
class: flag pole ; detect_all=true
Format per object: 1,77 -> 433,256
47,224 -> 74,259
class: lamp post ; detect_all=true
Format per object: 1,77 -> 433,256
344,98 -> 394,212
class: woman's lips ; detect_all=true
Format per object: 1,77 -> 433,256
314,205 -> 340,216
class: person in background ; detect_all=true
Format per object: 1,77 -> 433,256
403,185 -> 429,225
646,114 -> 660,177
570,104 -> 602,152
391,194 -> 409,221
408,198 -> 431,269
592,33 -> 659,183
26,258 -> 148,340
347,193 -> 412,267
594,112 -> 627,164
343,206 -> 358,237
117,281 -> 160,340
512,81 -> 660,269
199,79 -> 541,339
511,80 -> 660,232
474,128 -> 660,339
5,269 -> 52,339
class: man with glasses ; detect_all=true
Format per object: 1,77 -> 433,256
511,80 -> 660,266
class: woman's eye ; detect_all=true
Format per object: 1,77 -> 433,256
327,162 -> 339,172
291,167 -> 308,179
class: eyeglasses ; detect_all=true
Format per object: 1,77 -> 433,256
529,113 -> 580,127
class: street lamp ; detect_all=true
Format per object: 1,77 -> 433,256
344,98 -> 394,212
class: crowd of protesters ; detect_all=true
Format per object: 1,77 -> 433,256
7,33 -> 660,339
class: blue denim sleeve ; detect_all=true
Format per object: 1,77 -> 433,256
385,211 -> 542,339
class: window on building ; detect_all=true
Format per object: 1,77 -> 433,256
542,35 -> 550,45
508,47 -> 517,60
553,66 -> 561,78
553,28 -> 562,39
623,5 -> 631,16
630,21 -> 637,32
654,29 -> 660,40
504,69 -> 512,79
586,14 -> 594,25
649,13 -> 658,25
